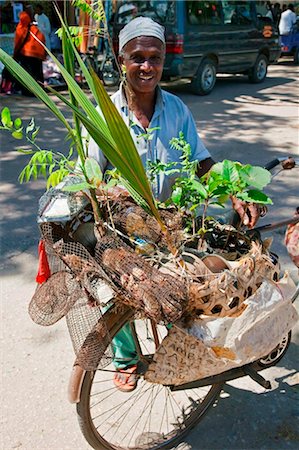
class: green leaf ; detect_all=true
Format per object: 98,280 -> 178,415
239,166 -> 271,190
224,160 -> 239,183
28,165 -> 37,181
171,187 -> 182,205
24,165 -> 31,182
17,149 -> 35,155
47,171 -> 59,189
85,157 -> 103,184
212,185 -> 230,196
18,167 -> 27,183
103,178 -> 118,190
63,182 -> 91,192
216,194 -> 230,204
26,118 -> 35,134
190,180 -> 208,198
210,201 -> 226,208
12,131 -> 23,139
46,169 -> 69,189
211,160 -> 239,184
237,190 -> 273,205
31,126 -> 40,141
14,117 -> 22,128
1,107 -> 12,127
189,203 -> 200,211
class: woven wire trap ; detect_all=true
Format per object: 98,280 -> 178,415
29,188 -> 280,371
29,221 -> 116,371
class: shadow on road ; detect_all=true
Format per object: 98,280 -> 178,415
183,341 -> 299,449
0,96 -> 71,273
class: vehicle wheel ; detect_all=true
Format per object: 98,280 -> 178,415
294,47 -> 299,65
257,331 -> 291,369
99,58 -> 120,87
77,307 -> 223,450
191,58 -> 217,95
102,70 -> 120,87
248,54 -> 268,83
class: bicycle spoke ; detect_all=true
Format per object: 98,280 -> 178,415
78,313 -> 223,449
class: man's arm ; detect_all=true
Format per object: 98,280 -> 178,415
196,157 -> 215,178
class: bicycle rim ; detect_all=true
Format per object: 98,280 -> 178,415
77,308 -> 223,450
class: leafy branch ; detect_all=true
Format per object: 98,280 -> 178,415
72,0 -> 107,31
148,131 -> 272,235
1,107 -> 75,188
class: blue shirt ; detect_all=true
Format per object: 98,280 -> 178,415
85,84 -> 210,202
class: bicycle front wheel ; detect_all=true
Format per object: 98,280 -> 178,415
77,307 -> 223,450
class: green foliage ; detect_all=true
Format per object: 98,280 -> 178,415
148,132 -> 272,232
72,0 -> 106,30
85,157 -> 103,186
135,126 -> 161,143
1,107 -> 75,188
205,160 -> 272,204
56,26 -> 83,48
0,4 -> 163,228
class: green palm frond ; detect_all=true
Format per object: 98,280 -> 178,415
0,11 -> 164,229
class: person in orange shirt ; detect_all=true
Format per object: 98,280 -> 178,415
13,10 -> 46,95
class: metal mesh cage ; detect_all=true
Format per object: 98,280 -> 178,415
29,190 -> 280,371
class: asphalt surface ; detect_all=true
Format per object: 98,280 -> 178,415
1,59 -> 299,450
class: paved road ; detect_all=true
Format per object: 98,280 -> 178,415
1,60 -> 298,450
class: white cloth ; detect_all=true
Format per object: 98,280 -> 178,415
84,84 -> 210,202
279,9 -> 297,35
34,13 -> 51,49
119,17 -> 165,52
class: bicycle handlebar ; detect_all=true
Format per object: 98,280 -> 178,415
264,158 -> 282,171
264,156 -> 298,171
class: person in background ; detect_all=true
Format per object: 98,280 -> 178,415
13,10 -> 46,95
85,17 -> 262,391
279,3 -> 297,35
265,2 -> 274,21
34,3 -> 51,50
273,3 -> 282,26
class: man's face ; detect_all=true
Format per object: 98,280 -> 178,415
120,36 -> 165,95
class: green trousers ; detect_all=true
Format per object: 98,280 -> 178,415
112,323 -> 138,369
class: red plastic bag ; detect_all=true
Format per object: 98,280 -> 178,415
36,240 -> 51,283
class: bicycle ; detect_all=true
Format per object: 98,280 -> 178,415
75,41 -> 120,87
32,157 -> 298,450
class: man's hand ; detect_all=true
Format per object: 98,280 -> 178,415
196,159 -> 266,228
230,196 -> 265,229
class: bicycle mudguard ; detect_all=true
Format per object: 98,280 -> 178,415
68,364 -> 86,404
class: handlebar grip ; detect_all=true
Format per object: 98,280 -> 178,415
264,158 -> 281,171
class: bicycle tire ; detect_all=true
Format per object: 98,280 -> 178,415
77,307 -> 223,450
257,331 -> 292,369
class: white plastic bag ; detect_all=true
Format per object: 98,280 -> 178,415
188,275 -> 298,364
145,275 -> 298,386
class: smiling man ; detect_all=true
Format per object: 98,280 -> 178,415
86,17 -> 260,391
87,16 -> 212,203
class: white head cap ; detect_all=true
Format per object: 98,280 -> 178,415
119,17 -> 165,52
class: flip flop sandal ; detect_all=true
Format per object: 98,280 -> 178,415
113,365 -> 138,392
